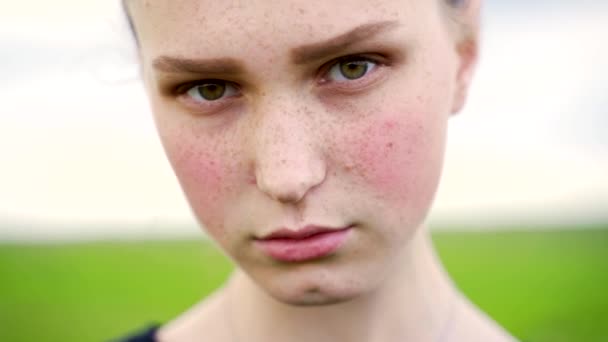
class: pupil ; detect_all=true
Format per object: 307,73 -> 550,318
340,61 -> 367,80
199,83 -> 226,100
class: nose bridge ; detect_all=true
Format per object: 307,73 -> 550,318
252,94 -> 326,203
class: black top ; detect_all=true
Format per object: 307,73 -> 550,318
111,325 -> 160,342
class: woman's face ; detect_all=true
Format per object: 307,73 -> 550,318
129,0 -> 474,305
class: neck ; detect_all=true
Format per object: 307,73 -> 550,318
226,227 -> 459,342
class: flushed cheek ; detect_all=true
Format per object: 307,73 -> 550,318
163,135 -> 236,238
340,113 -> 444,205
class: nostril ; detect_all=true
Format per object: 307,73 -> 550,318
256,176 -> 307,203
254,162 -> 326,204
274,189 -> 306,204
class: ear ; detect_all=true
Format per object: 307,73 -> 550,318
450,0 -> 481,115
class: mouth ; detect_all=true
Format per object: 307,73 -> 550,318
254,225 -> 353,263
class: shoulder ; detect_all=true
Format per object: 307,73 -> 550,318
448,294 -> 519,342
155,291 -> 230,342
110,324 -> 161,342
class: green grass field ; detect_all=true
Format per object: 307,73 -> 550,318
1,228 -> 607,342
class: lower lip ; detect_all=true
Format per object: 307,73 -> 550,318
255,227 -> 352,262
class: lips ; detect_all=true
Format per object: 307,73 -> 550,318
254,225 -> 352,262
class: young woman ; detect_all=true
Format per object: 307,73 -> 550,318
118,0 -> 516,341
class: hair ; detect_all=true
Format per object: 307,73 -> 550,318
441,0 -> 477,41
122,0 -> 138,47
121,0 -> 473,47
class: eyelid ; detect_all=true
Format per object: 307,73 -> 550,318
174,79 -> 238,95
320,54 -> 384,78
317,53 -> 387,88
172,79 -> 242,115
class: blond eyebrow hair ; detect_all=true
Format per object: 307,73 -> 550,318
290,20 -> 400,64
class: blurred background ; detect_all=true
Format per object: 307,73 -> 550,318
1,0 -> 607,341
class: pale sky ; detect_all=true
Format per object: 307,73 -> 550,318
1,1 -> 607,240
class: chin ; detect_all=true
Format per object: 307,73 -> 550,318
270,286 -> 360,307
255,264 -> 376,307
237,233 -> 396,308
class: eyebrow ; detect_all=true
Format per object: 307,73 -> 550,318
152,56 -> 246,75
151,20 -> 399,75
290,20 -> 400,64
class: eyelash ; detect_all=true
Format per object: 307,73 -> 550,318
320,55 -> 381,85
175,54 -> 384,110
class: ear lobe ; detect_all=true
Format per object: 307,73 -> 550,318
450,37 -> 478,115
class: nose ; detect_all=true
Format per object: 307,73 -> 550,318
252,99 -> 326,204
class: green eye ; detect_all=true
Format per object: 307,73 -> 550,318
186,80 -> 239,103
339,60 -> 369,80
327,57 -> 377,82
197,83 -> 226,101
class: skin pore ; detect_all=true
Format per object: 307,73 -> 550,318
125,0 -> 515,341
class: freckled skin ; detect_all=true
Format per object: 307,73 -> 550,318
133,0 -> 461,305
345,117 -> 435,200
122,2 -> 522,341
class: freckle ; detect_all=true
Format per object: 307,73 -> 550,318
382,120 -> 398,130
386,142 -> 394,149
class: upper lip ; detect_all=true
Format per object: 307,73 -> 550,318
258,225 -> 351,240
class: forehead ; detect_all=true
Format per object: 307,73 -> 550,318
129,0 -> 440,59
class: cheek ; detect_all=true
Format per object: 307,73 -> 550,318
160,130 -> 235,236
340,112 -> 445,205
